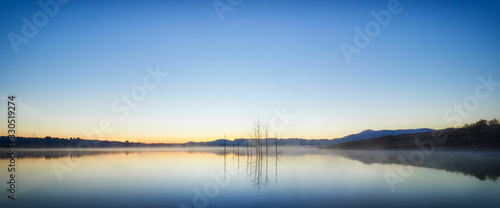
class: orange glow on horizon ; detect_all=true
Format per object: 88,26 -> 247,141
7,121 -> 455,144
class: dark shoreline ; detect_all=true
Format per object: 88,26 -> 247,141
325,124 -> 500,151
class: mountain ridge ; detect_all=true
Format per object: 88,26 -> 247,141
1,128 -> 435,148
326,120 -> 500,150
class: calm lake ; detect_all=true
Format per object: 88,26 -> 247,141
1,147 -> 499,208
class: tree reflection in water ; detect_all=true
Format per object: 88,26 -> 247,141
331,150 -> 500,181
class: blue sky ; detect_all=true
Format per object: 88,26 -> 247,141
1,0 -> 499,143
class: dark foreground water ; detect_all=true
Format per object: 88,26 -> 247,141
0,147 -> 499,208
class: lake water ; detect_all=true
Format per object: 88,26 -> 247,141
0,147 -> 499,208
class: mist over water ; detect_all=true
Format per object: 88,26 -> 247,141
0,147 -> 499,208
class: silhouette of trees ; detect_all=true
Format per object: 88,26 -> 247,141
462,118 -> 499,129
476,119 -> 488,127
488,119 -> 499,126
0,136 -> 179,148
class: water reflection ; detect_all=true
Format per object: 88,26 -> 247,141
1,147 -> 500,208
2,148 -> 498,183
0,148 -> 238,159
331,150 -> 500,181
222,142 -> 281,193
0,148 -> 136,159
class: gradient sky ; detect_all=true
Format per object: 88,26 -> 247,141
1,0 -> 500,143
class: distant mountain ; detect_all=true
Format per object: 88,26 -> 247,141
329,128 -> 436,145
326,120 -> 500,150
0,128 -> 436,148
184,128 -> 436,147
185,139 -> 249,146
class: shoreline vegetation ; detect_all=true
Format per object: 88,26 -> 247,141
0,129 -> 434,148
1,119 -> 498,151
326,119 -> 500,151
